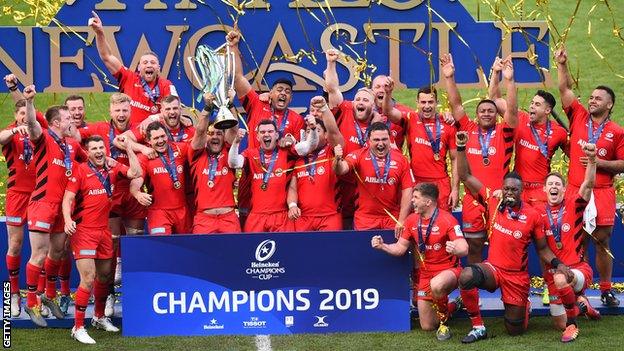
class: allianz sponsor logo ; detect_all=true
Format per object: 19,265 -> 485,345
519,138 -> 539,151
52,158 -> 65,167
242,316 -> 267,329
203,318 -> 224,330
87,187 -> 114,196
245,240 -> 285,280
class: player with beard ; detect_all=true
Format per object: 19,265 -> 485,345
229,119 -> 318,232
441,54 -> 518,266
488,57 -> 567,207
130,122 -> 190,235
90,11 -> 176,124
22,86 -> 86,327
65,95 -> 87,129
189,94 -> 240,233
287,96 -> 345,231
455,131 -> 571,343
556,46 -> 624,306
539,144 -> 600,342
372,182 -> 468,341
62,135 -> 141,344
333,122 -> 414,234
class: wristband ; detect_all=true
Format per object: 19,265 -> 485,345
550,257 -> 563,268
8,85 -> 18,92
288,202 -> 298,209
456,145 -> 466,151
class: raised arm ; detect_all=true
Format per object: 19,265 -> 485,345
228,128 -> 246,168
501,57 -> 518,128
455,131 -> 483,195
22,85 -> 42,141
579,143 -> 597,201
332,144 -> 349,176
294,116 -> 319,156
191,93 -> 215,150
371,235 -> 410,256
226,30 -> 252,99
4,74 -> 24,102
311,96 -> 344,148
381,77 -> 404,124
448,149 -> 460,209
440,54 -> 465,122
324,49 -> 344,108
122,138 -> 142,179
554,47 -> 576,110
487,57 -> 507,116
89,11 -> 123,75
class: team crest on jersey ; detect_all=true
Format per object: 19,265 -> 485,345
176,165 -> 183,173
222,167 -> 229,175
562,223 -> 571,232
317,166 -> 325,175
606,132 -> 614,139
432,226 -> 440,233
391,130 -> 397,137
519,214 -> 527,220
433,243 -> 442,251
598,148 -> 607,157
274,168 -> 284,177
488,146 -> 496,155
513,230 -> 523,239
387,177 -> 396,185
390,160 -> 397,166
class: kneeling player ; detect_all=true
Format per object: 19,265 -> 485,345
541,143 -> 601,342
371,183 -> 468,340
62,136 -> 141,344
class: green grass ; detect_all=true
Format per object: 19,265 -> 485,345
7,315 -> 624,351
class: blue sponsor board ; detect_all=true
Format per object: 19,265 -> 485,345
121,230 -> 410,336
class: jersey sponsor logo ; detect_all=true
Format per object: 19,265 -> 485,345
365,176 -> 396,185
201,167 -> 229,177
598,148 -> 607,157
87,186 -> 115,196
130,99 -> 152,112
153,166 -> 184,175
253,172 -> 283,180
412,137 -> 432,147
348,136 -> 362,145
433,243 -> 442,251
562,223 -> 571,232
513,230 -> 523,239
52,157 -> 65,168
317,166 -> 325,175
493,222 -> 516,237
466,148 -> 482,156
518,138 -> 540,151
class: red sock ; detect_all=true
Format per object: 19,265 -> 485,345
559,285 -> 579,323
74,286 -> 91,329
26,263 -> 42,308
599,281 -> 612,293
93,279 -> 109,318
460,288 -> 483,328
44,257 -> 61,299
6,255 -> 21,294
59,257 -> 72,296
432,295 -> 449,322
37,268 -> 46,294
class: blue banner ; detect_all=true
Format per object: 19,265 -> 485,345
121,230 -> 410,336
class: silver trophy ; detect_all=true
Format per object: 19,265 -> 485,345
188,44 -> 238,129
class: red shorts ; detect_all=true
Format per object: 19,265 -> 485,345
294,213 -> 342,232
27,201 -> 64,233
110,187 -> 146,220
354,213 -> 397,230
566,184 -> 615,226
147,207 -> 191,235
5,190 -> 30,226
461,192 -> 486,234
417,266 -> 462,301
522,183 -> 547,208
70,226 -> 113,260
244,211 -> 294,233
543,261 -> 593,304
192,211 -> 241,234
415,177 -> 452,211
484,262 -> 529,306
337,178 -> 357,218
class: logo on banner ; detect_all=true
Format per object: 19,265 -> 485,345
285,316 -> 294,327
245,240 -> 286,280
203,318 -> 224,330
313,315 -> 329,328
243,316 -> 267,329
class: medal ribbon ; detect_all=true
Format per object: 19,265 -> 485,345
87,161 -> 112,197
47,129 -> 72,175
109,122 -> 120,159
354,119 -> 371,146
158,144 -> 180,188
22,134 -> 33,165
588,117 -> 608,144
417,208 -> 439,254
478,127 -> 494,161
140,77 -> 160,104
546,205 -> 565,246
421,114 -> 441,156
304,149 -> 320,179
165,126 -> 185,142
529,120 -> 551,159
270,106 -> 289,138
369,149 -> 391,184
207,154 -> 219,185
259,148 -> 279,186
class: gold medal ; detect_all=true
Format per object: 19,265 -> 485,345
261,182 -> 268,191
173,180 -> 181,189
208,180 -> 215,188
556,241 -> 563,249
65,169 -> 72,177
482,157 -> 490,166
433,153 -> 440,161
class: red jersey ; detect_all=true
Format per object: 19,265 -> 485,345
564,99 -> 624,188
514,111 -> 567,183
132,124 -> 195,144
240,90 -> 305,149
293,144 -> 339,217
242,147 -> 296,214
188,146 -> 236,211
474,187 -> 544,272
457,115 -> 515,190
2,112 -> 49,193
345,147 -> 414,218
377,101 -> 408,147
540,194 -> 588,267
138,142 -> 188,209
66,162 -> 128,228
401,209 -> 463,272
403,111 -> 457,180
114,66 -> 176,125
31,131 -> 86,203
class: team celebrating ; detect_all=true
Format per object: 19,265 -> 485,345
2,13 -> 623,344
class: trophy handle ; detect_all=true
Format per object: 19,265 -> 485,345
187,56 -> 204,89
